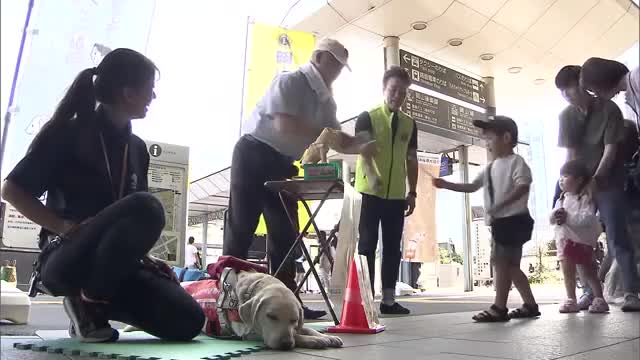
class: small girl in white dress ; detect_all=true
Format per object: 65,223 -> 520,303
551,160 -> 609,313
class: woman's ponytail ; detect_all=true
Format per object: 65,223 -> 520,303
49,68 -> 96,124
27,68 -> 96,151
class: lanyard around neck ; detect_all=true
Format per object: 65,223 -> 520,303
99,133 -> 129,200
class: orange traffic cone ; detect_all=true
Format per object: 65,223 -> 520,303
327,259 -> 385,334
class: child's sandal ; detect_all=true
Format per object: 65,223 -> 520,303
472,305 -> 510,322
508,303 -> 541,319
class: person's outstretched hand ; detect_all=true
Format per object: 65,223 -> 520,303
432,177 -> 447,189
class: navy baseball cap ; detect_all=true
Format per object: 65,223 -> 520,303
473,115 -> 518,144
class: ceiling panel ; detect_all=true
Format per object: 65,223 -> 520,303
492,0 -> 556,35
456,0 -> 508,18
551,0 -> 627,64
328,23 -> 382,49
401,1 -> 488,54
491,38 -> 543,73
524,0 -> 599,51
430,20 -> 517,77
593,11 -> 640,58
289,0 -> 639,126
280,0 -> 329,28
329,0 -> 390,22
294,4 -> 348,36
353,0 -> 453,37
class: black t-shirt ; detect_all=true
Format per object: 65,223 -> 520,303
355,111 -> 418,149
6,107 -> 150,247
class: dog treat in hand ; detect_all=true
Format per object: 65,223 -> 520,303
302,128 -> 378,164
302,142 -> 328,164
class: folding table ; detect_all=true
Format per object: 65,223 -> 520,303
264,179 -> 343,325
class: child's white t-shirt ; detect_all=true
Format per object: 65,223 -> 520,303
473,153 -> 532,225
553,193 -> 601,247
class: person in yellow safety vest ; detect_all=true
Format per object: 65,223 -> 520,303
354,66 -> 419,315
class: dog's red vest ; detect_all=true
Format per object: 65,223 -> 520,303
182,256 -> 268,338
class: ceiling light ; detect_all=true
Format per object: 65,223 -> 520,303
533,78 -> 545,85
411,21 -> 428,31
507,66 -> 522,74
447,38 -> 463,47
479,53 -> 494,61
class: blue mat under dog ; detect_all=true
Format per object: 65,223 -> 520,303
13,332 -> 264,360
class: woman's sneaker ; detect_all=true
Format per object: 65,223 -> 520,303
64,296 -> 118,343
559,299 -> 580,313
588,297 -> 609,313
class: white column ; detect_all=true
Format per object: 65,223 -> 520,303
459,145 -> 474,292
383,36 -> 400,67
201,215 -> 208,268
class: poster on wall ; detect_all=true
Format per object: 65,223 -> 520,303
1,202 -> 41,249
240,22 -> 316,135
403,152 -> 440,263
144,141 -> 189,265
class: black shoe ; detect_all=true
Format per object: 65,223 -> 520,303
64,296 -> 118,343
380,302 -> 410,315
303,306 -> 327,320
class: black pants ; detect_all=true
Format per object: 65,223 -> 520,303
223,135 -> 299,291
358,193 -> 405,292
41,192 -> 204,341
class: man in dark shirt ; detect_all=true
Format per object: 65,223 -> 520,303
354,66 -> 418,315
554,65 -> 640,312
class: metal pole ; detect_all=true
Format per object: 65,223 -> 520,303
0,0 -> 35,178
482,76 -> 496,287
237,16 -> 251,139
201,214 -> 208,268
459,145 -> 474,291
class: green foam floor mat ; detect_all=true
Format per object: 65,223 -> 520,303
13,332 -> 264,360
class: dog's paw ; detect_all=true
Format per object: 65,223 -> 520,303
324,334 -> 343,348
294,335 -> 330,349
295,334 -> 343,349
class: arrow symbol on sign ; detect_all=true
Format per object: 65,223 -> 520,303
403,54 -> 411,63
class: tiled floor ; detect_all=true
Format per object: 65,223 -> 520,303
1,304 -> 638,360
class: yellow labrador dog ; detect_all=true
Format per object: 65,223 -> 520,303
236,271 -> 343,350
124,271 -> 342,350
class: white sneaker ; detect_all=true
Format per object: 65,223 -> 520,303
621,293 -> 640,312
588,297 -> 610,313
577,294 -> 593,311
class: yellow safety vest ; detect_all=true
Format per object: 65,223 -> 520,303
355,104 -> 413,200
